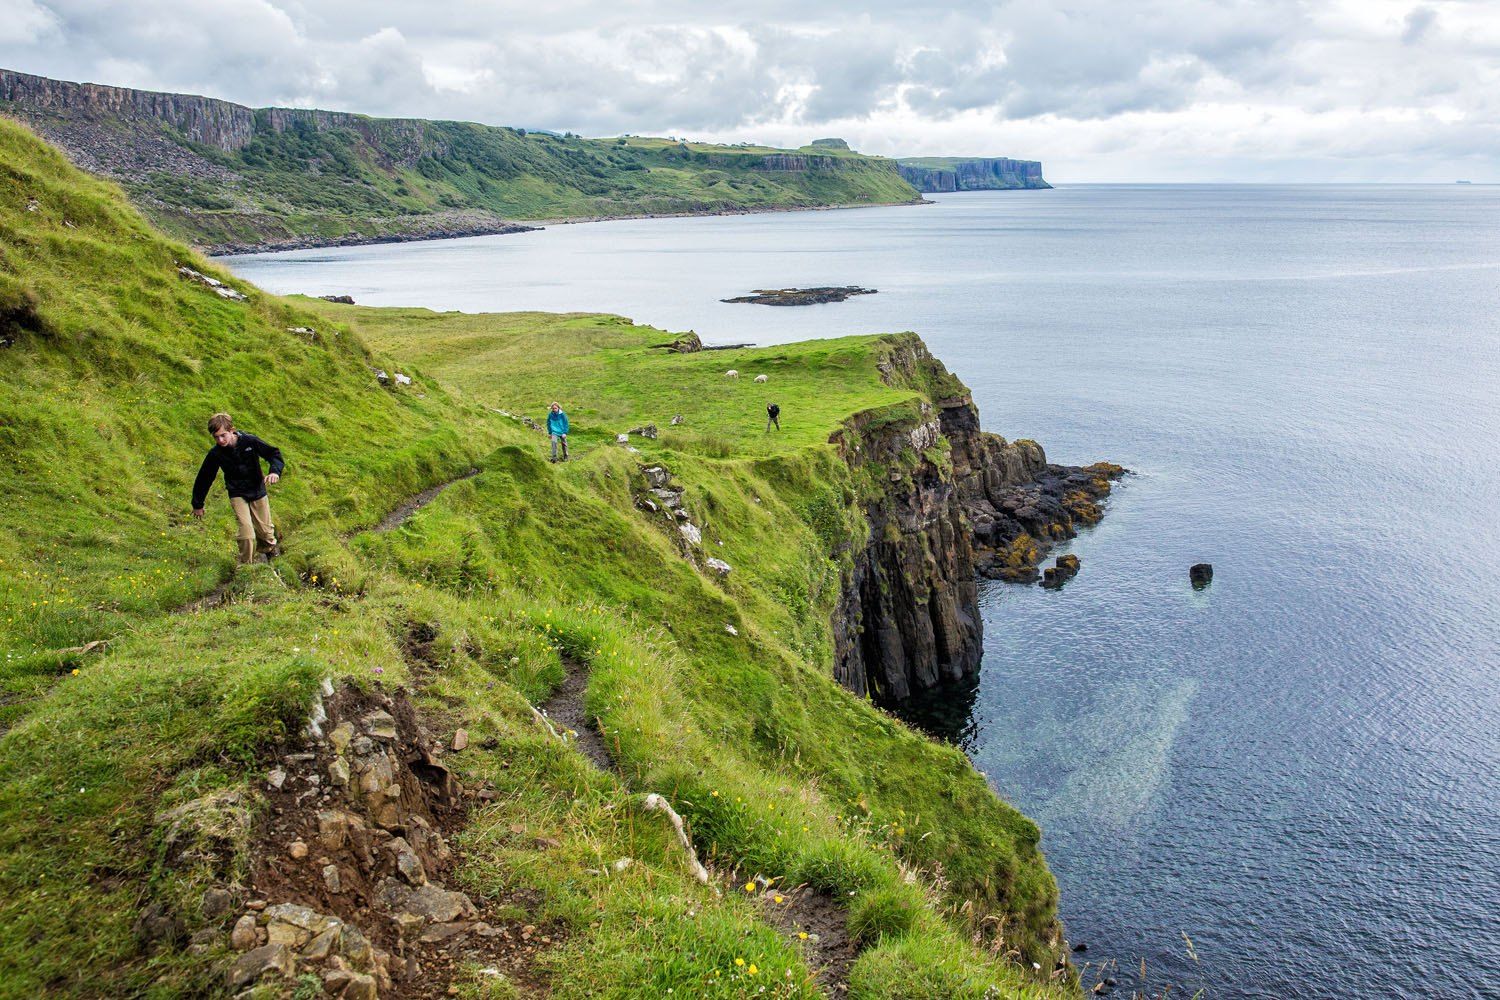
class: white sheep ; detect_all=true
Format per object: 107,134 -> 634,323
725,369 -> 739,378
753,374 -> 768,383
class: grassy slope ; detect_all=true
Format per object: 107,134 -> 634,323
125,116 -> 919,250
0,118 -> 1072,999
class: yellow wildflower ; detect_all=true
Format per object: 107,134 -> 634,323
744,881 -> 756,893
748,964 -> 758,976
734,958 -> 744,967
773,894 -> 784,904
798,932 -> 808,940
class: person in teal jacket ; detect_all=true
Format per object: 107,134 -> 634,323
547,402 -> 570,462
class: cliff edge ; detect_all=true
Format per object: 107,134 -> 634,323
0,68 -> 921,254
897,156 -> 1052,192
829,339 -> 1117,702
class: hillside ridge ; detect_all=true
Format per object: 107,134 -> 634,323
1,116 -> 1101,998
0,67 -> 923,254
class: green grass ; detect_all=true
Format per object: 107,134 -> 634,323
0,117 -> 1074,998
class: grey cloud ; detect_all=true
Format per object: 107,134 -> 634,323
3,0 -> 1500,180
1402,6 -> 1437,45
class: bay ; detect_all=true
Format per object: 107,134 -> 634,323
226,185 -> 1500,999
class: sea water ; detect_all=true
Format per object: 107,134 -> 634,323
226,185 -> 1500,999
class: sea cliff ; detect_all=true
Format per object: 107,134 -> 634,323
828,339 -> 1116,702
897,156 -> 1051,191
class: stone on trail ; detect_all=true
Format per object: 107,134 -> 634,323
201,886 -> 235,919
230,914 -> 258,951
451,728 -> 468,751
362,710 -> 397,740
225,942 -> 295,991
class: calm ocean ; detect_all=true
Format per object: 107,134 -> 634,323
225,186 -> 1500,999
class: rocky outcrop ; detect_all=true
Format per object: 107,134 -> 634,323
830,405 -> 982,702
753,154 -> 840,172
145,682 -> 554,996
830,340 -> 1120,703
0,68 -> 256,151
896,157 -> 1051,192
722,286 -> 877,306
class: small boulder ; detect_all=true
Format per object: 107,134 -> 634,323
451,728 -> 469,752
230,914 -> 259,951
670,414 -> 684,425
201,886 -> 236,920
362,710 -> 398,740
705,558 -> 732,576
344,971 -> 379,1000
225,943 -> 295,991
629,424 -> 659,439
679,523 -> 702,546
1190,563 -> 1214,587
329,721 -> 355,752
288,839 -> 309,860
265,768 -> 287,791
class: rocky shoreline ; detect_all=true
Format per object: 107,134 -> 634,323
830,340 -> 1123,704
207,200 -> 928,257
206,218 -> 540,257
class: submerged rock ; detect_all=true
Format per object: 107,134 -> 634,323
1190,563 -> 1214,587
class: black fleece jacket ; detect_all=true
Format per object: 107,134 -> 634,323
191,432 -> 285,508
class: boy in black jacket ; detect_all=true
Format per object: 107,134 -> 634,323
191,412 -> 285,564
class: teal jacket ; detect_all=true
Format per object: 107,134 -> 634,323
547,410 -> 569,436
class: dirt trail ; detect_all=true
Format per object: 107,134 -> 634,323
370,469 -> 480,534
537,658 -> 615,772
539,657 -> 859,995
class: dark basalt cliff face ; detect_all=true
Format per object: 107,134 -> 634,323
830,341 -> 1118,704
896,157 -> 1051,192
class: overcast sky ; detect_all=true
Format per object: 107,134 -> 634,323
3,0 -> 1498,181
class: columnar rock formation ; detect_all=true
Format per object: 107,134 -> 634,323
896,157 -> 1051,192
830,342 -> 1117,703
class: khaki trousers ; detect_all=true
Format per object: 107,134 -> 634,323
229,495 -> 277,564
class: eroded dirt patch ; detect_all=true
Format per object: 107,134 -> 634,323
227,683 -> 558,997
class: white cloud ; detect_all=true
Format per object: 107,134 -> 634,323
2,0 -> 1499,180
0,0 -> 58,45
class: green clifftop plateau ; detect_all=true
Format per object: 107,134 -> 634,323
0,117 -> 1114,998
0,68 -> 921,254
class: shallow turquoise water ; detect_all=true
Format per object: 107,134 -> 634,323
227,186 -> 1500,999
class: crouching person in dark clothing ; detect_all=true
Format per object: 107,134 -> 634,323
191,412 -> 284,564
766,402 -> 781,432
